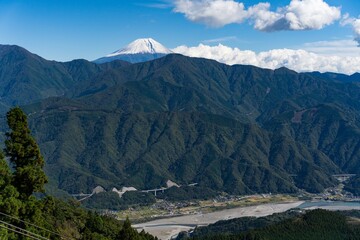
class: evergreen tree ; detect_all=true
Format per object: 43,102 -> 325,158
0,107 -> 150,240
0,152 -> 22,239
117,217 -> 140,240
0,152 -> 11,186
5,107 -> 47,199
3,107 -> 49,238
0,151 -> 22,217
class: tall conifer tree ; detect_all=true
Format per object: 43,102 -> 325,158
5,107 -> 47,199
0,151 -> 22,217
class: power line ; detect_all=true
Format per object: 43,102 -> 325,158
0,219 -> 50,240
0,224 -> 40,240
0,222 -> 47,240
0,211 -> 65,239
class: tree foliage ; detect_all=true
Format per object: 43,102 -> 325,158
0,152 -> 22,218
5,107 -> 47,199
0,107 -> 155,239
117,217 -> 158,240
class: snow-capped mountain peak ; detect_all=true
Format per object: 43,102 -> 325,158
106,38 -> 172,57
94,38 -> 172,64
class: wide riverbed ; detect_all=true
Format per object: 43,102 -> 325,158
134,200 -> 360,240
133,201 -> 304,240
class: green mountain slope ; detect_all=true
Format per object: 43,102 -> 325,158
1,47 -> 358,197
264,104 -> 360,174
22,55 -> 360,195
0,44 -> 130,112
28,108 -> 339,194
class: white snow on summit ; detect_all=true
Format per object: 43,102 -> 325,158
107,38 -> 172,57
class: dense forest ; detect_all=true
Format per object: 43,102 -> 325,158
0,107 -> 156,239
177,209 -> 360,240
24,53 -> 359,197
1,46 -> 360,199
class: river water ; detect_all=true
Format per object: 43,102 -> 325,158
298,200 -> 360,210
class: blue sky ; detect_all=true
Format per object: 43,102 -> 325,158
1,0 -> 360,73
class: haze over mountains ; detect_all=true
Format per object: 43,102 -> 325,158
0,40 -> 359,198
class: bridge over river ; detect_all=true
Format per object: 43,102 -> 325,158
71,183 -> 199,200
141,183 -> 198,196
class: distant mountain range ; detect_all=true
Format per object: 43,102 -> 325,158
0,44 -> 130,113
0,42 -> 359,198
93,38 -> 172,64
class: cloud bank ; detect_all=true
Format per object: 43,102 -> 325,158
302,40 -> 360,57
172,43 -> 360,74
172,0 -> 359,73
173,0 -> 341,31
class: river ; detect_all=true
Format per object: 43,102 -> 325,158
299,200 -> 360,210
133,201 -> 303,240
134,200 -> 360,240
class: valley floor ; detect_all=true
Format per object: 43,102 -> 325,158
133,201 -> 304,240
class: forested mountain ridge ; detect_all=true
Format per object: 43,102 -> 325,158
0,45 -> 359,197
0,107 -> 155,239
0,44 -> 130,112
24,55 -> 360,196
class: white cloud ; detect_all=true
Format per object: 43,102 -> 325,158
172,43 -> 360,74
302,39 -> 360,57
341,14 -> 360,45
247,3 -> 281,31
252,0 -> 341,31
173,0 -> 248,27
140,0 -> 173,9
202,36 -> 237,43
173,0 -> 341,31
